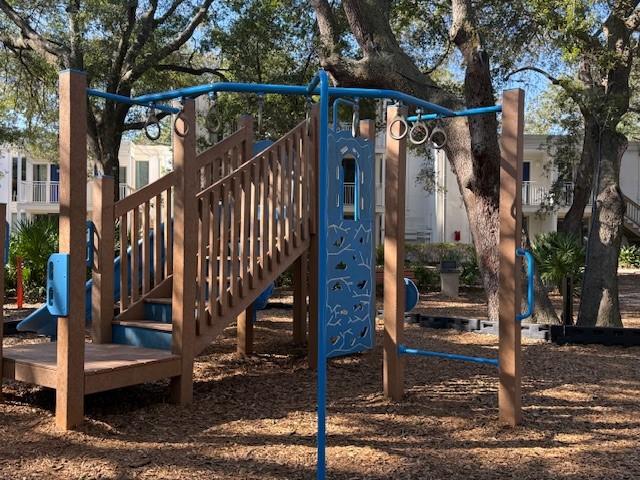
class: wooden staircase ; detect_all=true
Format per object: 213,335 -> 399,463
107,113 -> 317,356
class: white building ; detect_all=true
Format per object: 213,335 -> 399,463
396,134 -> 640,244
0,141 -> 171,230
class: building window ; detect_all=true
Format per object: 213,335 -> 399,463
119,166 -> 127,184
11,157 -> 17,201
21,157 -> 26,181
33,164 -> 47,182
135,161 -> 149,189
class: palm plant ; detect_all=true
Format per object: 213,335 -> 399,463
531,231 -> 585,292
10,216 -> 59,300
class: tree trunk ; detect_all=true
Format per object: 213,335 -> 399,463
558,116 -> 599,239
577,129 -> 626,327
522,228 -> 560,324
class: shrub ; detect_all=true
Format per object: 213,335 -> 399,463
10,216 -> 59,301
460,257 -> 480,286
404,242 -> 475,266
619,244 -> 640,268
412,265 -> 439,291
376,244 -> 384,267
532,231 -> 585,291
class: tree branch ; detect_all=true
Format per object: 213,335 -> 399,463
0,0 -> 67,64
626,7 -> 640,31
112,1 -> 138,80
153,63 -> 228,80
311,0 -> 340,55
124,0 -> 214,83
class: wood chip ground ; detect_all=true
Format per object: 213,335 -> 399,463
1,272 -> 639,479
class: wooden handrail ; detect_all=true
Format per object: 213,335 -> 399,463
194,127 -> 247,170
196,119 -> 307,200
114,171 -> 177,217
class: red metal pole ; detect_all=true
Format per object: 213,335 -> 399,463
16,255 -> 23,308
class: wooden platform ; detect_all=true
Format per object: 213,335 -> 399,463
2,342 -> 181,394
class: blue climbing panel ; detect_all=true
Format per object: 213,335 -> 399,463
324,128 -> 375,358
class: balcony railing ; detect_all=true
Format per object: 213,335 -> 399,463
522,181 -> 577,207
17,180 -> 132,204
343,182 -> 356,206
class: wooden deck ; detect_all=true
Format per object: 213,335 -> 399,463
2,342 -> 181,394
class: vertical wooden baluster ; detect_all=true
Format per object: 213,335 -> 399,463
268,152 -> 275,271
198,195 -> 209,328
131,206 -> 140,302
166,188 -> 173,277
219,182 -> 229,315
260,155 -> 268,279
293,129 -> 301,247
142,200 -> 151,294
208,189 -> 218,323
154,194 -> 162,285
250,161 -> 258,289
278,143 -> 285,261
120,213 -> 129,311
301,126 -> 308,241
240,168 -> 251,297
283,136 -> 291,255
273,145 -> 284,263
230,175 -> 240,305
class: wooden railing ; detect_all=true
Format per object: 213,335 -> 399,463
113,171 -> 176,318
192,115 -> 315,349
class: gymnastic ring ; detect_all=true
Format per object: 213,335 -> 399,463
389,115 -> 408,140
305,97 -> 313,137
143,111 -> 161,141
257,94 -> 264,133
429,127 -> 447,149
174,111 -> 190,138
351,107 -> 360,138
205,107 -> 221,133
409,121 -> 430,145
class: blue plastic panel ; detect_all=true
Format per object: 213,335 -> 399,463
47,253 -> 70,317
324,128 -> 375,358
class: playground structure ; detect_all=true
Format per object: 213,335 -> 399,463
0,69 -> 530,479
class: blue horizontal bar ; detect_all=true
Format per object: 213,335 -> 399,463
87,89 -> 181,115
132,82 -> 456,117
398,344 -> 499,366
406,104 -> 502,122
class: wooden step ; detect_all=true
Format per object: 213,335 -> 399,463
113,319 -> 173,332
144,297 -> 171,305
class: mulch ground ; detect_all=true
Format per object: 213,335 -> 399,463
1,274 -> 640,479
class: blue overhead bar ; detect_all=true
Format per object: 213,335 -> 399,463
131,82 -> 456,117
87,88 -> 181,115
406,104 -> 503,122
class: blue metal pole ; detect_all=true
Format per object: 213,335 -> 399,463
308,73 -> 321,95
516,248 -> 535,322
316,69 -> 330,480
406,104 -> 503,122
332,98 -> 355,130
398,344 -> 499,367
86,89 -> 181,114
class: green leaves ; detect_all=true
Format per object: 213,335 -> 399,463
532,231 -> 585,291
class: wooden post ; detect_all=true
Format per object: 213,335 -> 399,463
498,89 -> 525,426
383,105 -> 407,401
237,115 -> 255,356
292,253 -> 308,345
56,70 -> 87,430
91,176 -> 114,344
237,305 -> 255,355
170,99 -> 198,404
0,203 -> 6,398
